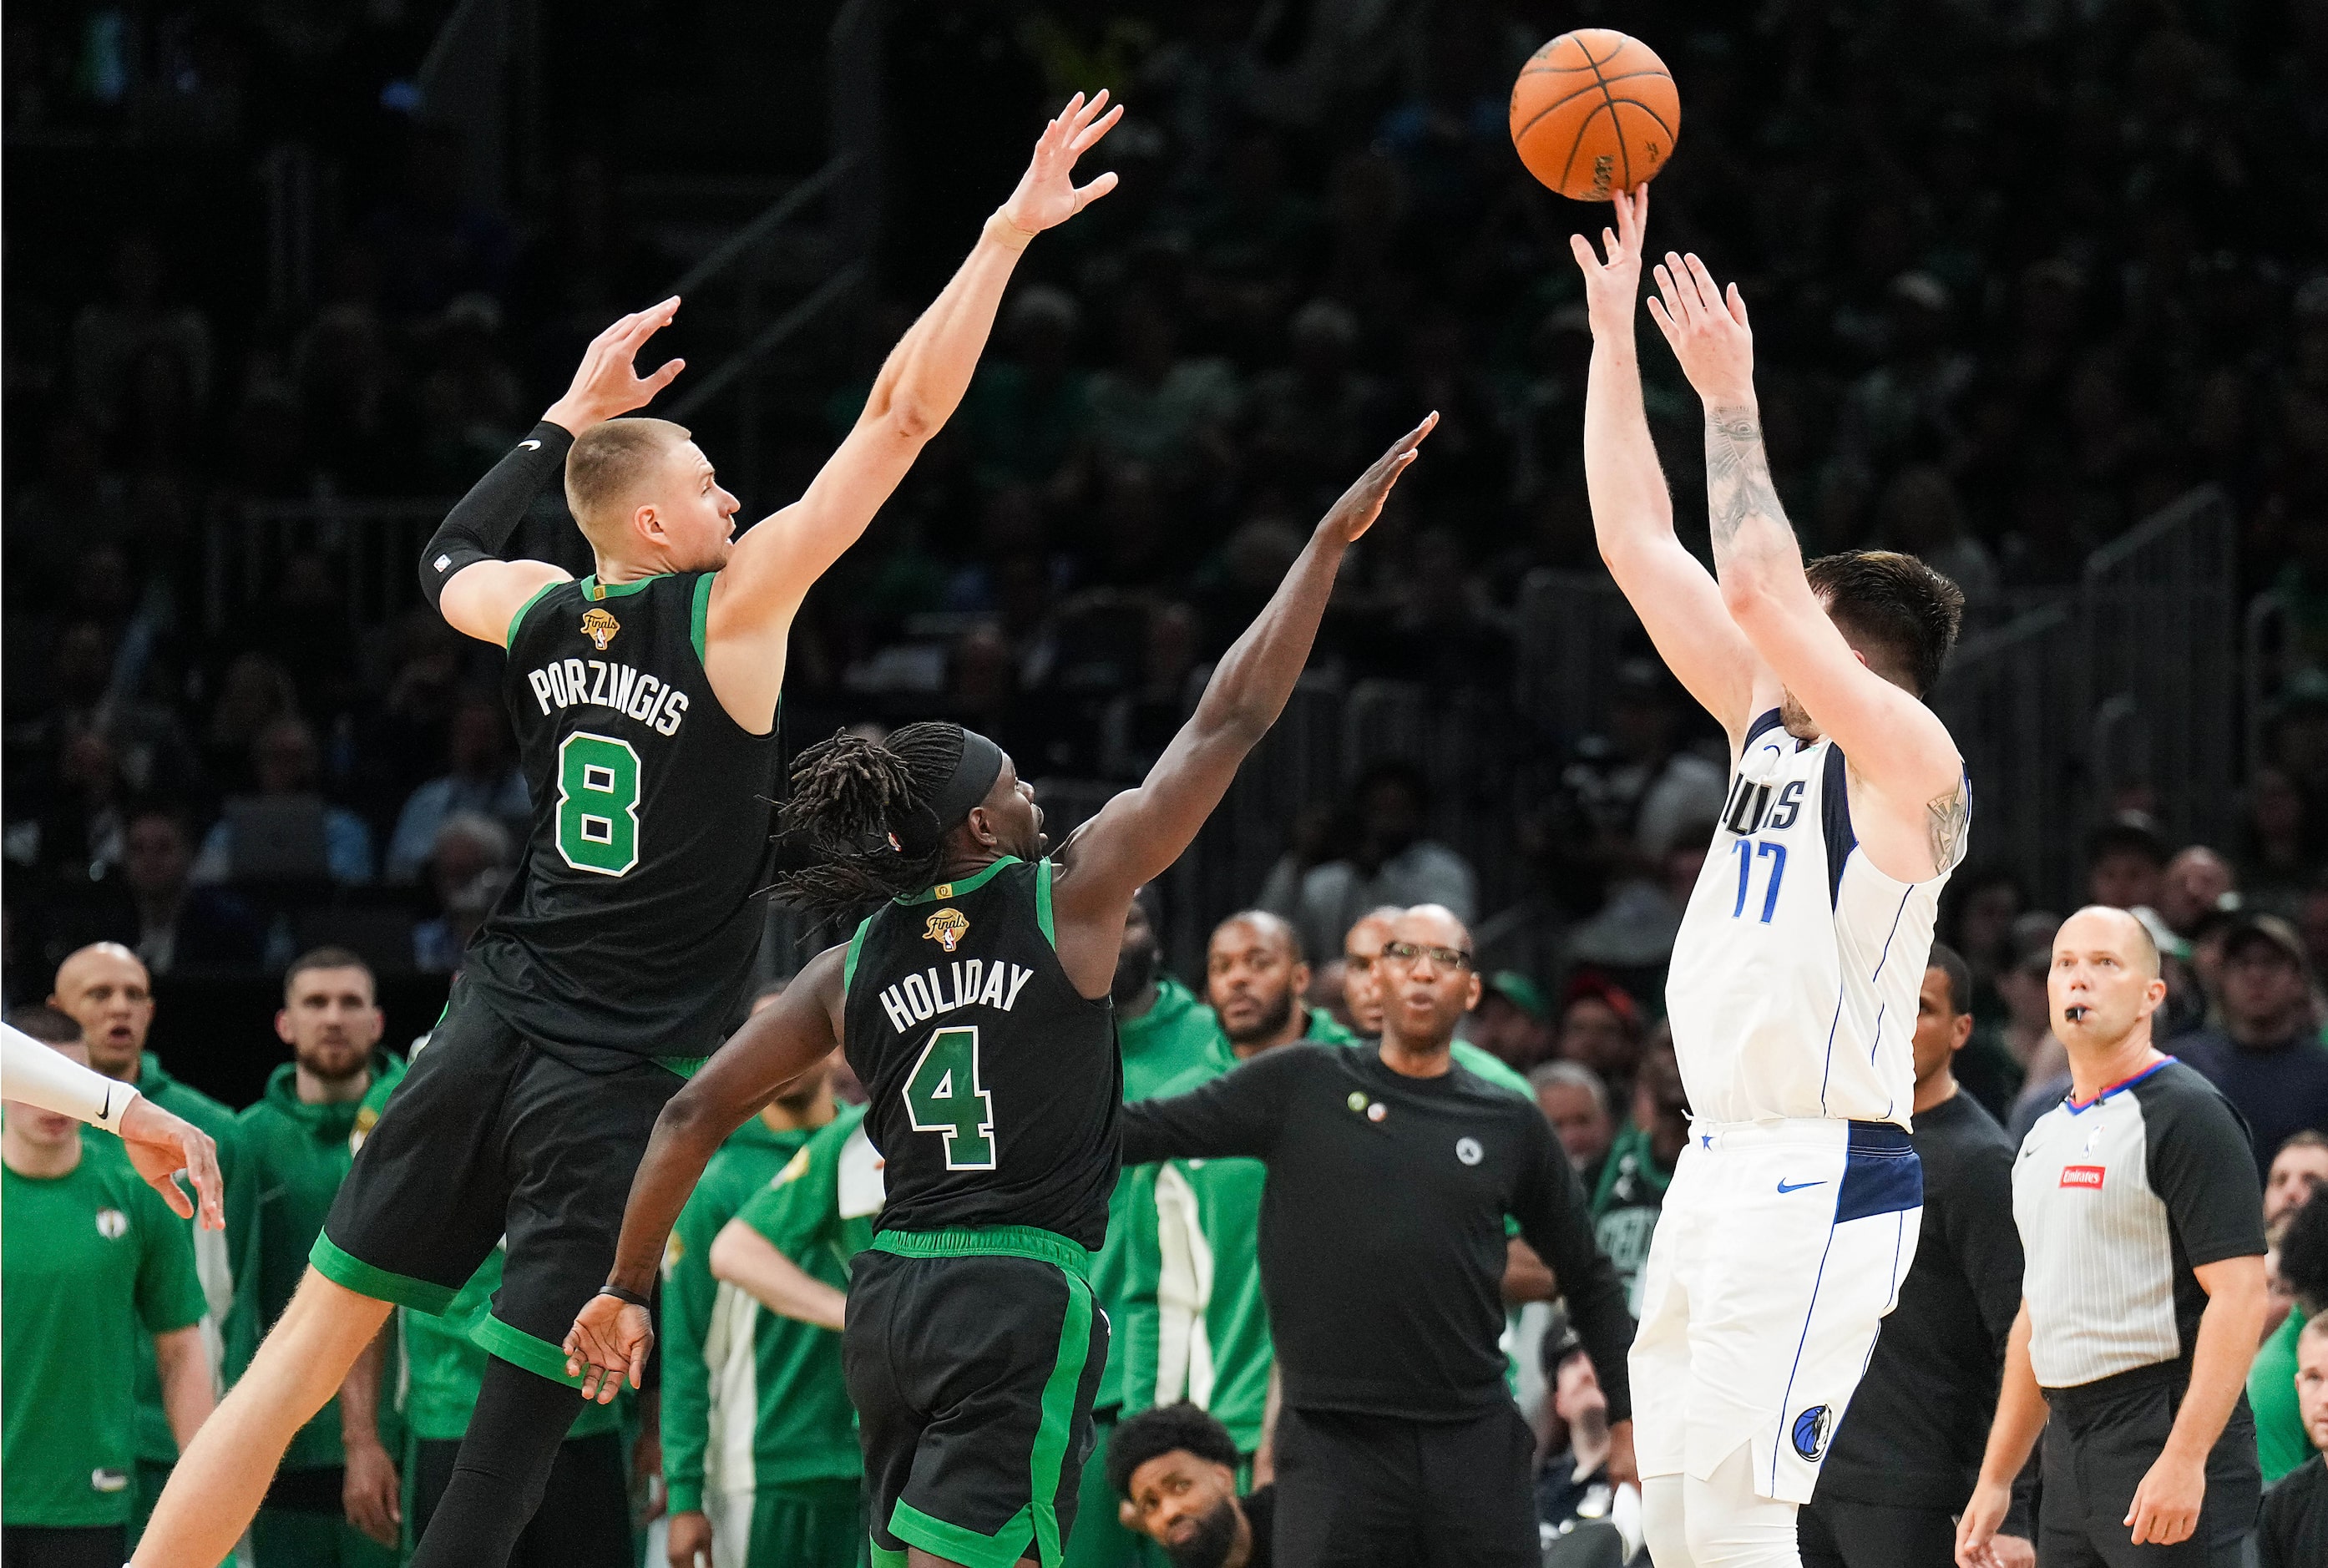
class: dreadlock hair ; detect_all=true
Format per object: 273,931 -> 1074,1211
771,723 -> 969,918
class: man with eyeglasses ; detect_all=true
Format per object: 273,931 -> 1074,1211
1120,904 -> 1635,1567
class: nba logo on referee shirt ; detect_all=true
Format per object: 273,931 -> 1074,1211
1791,1404 -> 1832,1460
2060,1165 -> 2105,1190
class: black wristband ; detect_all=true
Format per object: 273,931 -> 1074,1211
597,1282 -> 651,1308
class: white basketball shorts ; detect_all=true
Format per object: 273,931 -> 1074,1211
1630,1116 -> 1923,1505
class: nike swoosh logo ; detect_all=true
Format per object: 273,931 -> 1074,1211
1776,1179 -> 1826,1194
520,439 -> 541,450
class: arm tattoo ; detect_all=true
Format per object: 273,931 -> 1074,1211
1703,405 -> 1792,564
1926,784 -> 1969,873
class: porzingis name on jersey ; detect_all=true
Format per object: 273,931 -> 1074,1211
524,656 -> 690,736
875,959 -> 1035,1034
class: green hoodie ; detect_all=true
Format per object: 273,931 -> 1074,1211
1091,975 -> 1227,1412
1591,1119 -> 1677,1315
660,1111 -> 827,1513
128,1052 -> 260,1465
238,1054 -> 404,1471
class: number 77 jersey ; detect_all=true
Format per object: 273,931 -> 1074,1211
841,856 -> 1122,1252
465,571 -> 782,1065
1664,708 -> 1969,1130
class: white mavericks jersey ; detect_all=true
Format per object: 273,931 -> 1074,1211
1665,709 -> 1967,1128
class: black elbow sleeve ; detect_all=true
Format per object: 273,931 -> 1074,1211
418,422 -> 575,609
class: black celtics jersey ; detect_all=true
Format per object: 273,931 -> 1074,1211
463,571 -> 780,1065
843,857 -> 1121,1249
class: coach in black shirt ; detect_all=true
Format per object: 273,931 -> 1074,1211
1801,943 -> 2034,1567
1121,904 -> 1635,1568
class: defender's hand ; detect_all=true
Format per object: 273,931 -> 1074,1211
994,91 -> 1124,238
564,1293 -> 653,1404
1647,250 -> 1756,407
117,1095 -> 224,1229
1568,185 -> 1652,342
544,299 -> 686,434
1323,413 -> 1437,544
2125,1449 -> 2204,1545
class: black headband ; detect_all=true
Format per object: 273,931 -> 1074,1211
929,727 -> 1005,831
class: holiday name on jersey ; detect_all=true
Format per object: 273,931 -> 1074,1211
524,657 -> 690,736
876,959 -> 1036,1034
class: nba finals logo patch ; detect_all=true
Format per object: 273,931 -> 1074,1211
1790,1404 -> 1832,1461
581,607 -> 621,650
923,908 -> 969,953
350,1105 -> 381,1156
95,1208 -> 129,1240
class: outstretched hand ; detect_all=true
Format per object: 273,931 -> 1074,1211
544,297 -> 686,434
1647,249 -> 1756,407
1568,185 -> 1652,341
117,1095 -> 224,1228
564,1292 -> 654,1404
1323,412 -> 1437,544
996,90 -> 1124,236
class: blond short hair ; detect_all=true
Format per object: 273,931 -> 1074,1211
564,417 -> 691,544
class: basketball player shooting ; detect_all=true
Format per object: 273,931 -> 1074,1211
1572,185 -> 1970,1567
131,92 -> 1124,1568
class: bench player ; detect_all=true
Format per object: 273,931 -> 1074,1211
1572,186 -> 1969,1565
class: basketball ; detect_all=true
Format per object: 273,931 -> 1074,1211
1509,29 -> 1680,201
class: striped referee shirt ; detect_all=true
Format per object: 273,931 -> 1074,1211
2012,1058 -> 2265,1388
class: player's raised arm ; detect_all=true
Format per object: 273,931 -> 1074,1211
1571,187 -> 1764,744
1647,249 -> 1966,880
1045,416 -> 1435,973
423,300 -> 687,645
563,944 -> 848,1400
700,94 -> 1123,711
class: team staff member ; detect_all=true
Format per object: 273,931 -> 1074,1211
662,1031 -> 845,1568
237,948 -> 403,1567
2259,1314 -> 2328,1565
1109,1404 -> 1274,1568
1120,905 -> 1635,1567
1959,908 -> 2270,1567
1801,944 -> 2032,1567
697,1095 -> 887,1565
1075,892 -> 1227,1568
1338,906 -> 1536,1095
50,942 -> 254,1540
3,1009 -> 214,1568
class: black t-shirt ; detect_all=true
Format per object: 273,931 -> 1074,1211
1240,1484 -> 1276,1568
843,856 -> 1121,1249
1819,1092 -> 2031,1521
468,569 -> 780,1062
1121,1043 -> 1632,1421
2260,1454 -> 2328,1568
2179,1029 -> 2328,1180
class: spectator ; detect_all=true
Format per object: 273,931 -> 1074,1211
1534,1312 -> 1639,1555
3,1012 -> 215,1568
1530,1061 -> 1615,1188
964,285 -> 1091,492
383,694 -> 528,884
2259,1314 -> 2328,1567
1875,464 -> 1998,607
1555,978 -> 1645,1114
1247,297 -> 1389,507
81,805 -> 266,974
194,716 -> 376,887
2181,916 -> 2328,1180
410,813 -> 514,974
199,654 -> 301,795
2241,766 -> 2322,919
1592,1029 -> 1688,1316
2258,1177 -> 2328,1485
1467,971 -> 1552,1074
1109,1403 -> 1275,1568
2087,812 -> 2169,913
1259,763 -> 1475,964
2160,847 -> 2240,938
1085,289 -> 1240,482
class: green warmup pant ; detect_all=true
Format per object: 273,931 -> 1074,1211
707,1478 -> 864,1567
1060,1412 -> 1156,1568
251,1499 -> 400,1568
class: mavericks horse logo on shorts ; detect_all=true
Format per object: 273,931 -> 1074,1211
1791,1404 -> 1833,1461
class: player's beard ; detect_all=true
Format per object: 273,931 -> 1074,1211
1779,690 -> 1820,741
1226,986 -> 1296,1047
1161,1499 -> 1241,1568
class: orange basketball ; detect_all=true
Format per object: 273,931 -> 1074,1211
1509,29 -> 1680,202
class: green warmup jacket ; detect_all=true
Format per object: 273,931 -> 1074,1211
1121,1011 -> 1536,1445
238,1053 -> 405,1472
129,1052 -> 261,1467
1089,975 -> 1227,1414
4,1141 -> 206,1526
660,1113 -> 828,1514
674,1101 -> 887,1510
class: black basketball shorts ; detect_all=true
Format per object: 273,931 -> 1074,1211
310,978 -> 687,1384
844,1228 -> 1109,1568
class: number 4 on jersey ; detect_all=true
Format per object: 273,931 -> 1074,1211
904,1025 -> 996,1170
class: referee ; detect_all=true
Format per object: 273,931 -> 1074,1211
1120,905 -> 1635,1567
1958,907 -> 2268,1568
